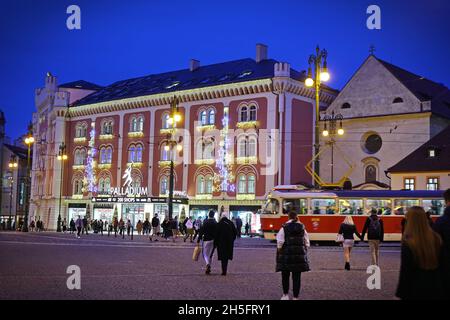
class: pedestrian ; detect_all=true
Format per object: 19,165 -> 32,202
143,218 -> 150,235
62,218 -> 67,233
126,219 -> 132,236
69,218 -> 75,234
99,219 -> 104,235
136,220 -> 143,235
276,210 -> 310,300
197,210 -> 218,274
182,216 -> 189,236
338,216 -> 362,270
184,217 -> 194,242
171,216 -> 179,242
113,218 -> 119,237
396,206 -> 444,300
29,220 -> 35,232
432,188 -> 450,298
119,218 -> 125,236
75,216 -> 83,238
244,222 -> 250,236
214,212 -> 237,276
150,214 -> 160,241
235,216 -> 243,238
82,216 -> 88,235
361,209 -> 384,266
193,217 -> 202,241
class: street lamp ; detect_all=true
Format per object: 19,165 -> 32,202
322,110 -> 344,183
305,46 -> 330,188
166,96 -> 182,220
22,129 -> 35,232
8,155 -> 18,230
57,142 -> 68,232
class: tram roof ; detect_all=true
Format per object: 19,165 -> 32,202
270,188 -> 444,198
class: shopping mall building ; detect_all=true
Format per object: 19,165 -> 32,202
29,44 -> 337,231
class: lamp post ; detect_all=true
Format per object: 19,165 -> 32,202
57,142 -> 68,232
164,96 -> 182,220
22,130 -> 35,232
8,155 -> 18,230
322,110 -> 344,183
305,46 -> 330,188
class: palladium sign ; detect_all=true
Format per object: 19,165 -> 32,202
108,162 -> 148,197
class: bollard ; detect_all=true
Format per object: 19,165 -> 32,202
131,227 -> 134,240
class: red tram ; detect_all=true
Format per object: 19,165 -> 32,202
259,186 -> 445,241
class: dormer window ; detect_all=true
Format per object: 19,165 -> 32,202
341,102 -> 351,109
428,148 -> 436,158
393,97 -> 404,104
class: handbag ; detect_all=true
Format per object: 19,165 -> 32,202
192,244 -> 201,261
335,233 -> 344,243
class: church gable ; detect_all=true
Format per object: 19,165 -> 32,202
326,56 -> 422,118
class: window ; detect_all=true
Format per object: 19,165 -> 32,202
74,149 -> 86,165
282,199 -> 307,215
205,175 -> 213,194
248,137 -> 257,157
197,176 -> 205,194
200,111 -> 207,125
427,177 -> 439,191
237,175 -> 246,194
363,133 -> 382,154
365,165 -> 377,182
393,97 -> 404,104
394,199 -> 420,215
366,199 -> 392,215
423,199 -> 445,216
99,146 -> 112,164
263,198 -> 279,214
428,149 -> 436,158
128,144 -> 143,162
240,106 -> 248,122
130,116 -> 144,132
73,179 -> 83,195
75,123 -> 87,138
135,144 -> 143,162
311,198 -> 337,214
247,174 -> 255,194
101,120 -> 113,135
208,109 -> 215,125
160,177 -> 168,195
237,136 -> 257,157
341,102 -> 351,109
404,178 -> 415,190
196,139 -> 214,160
132,176 -> 141,188
339,199 -> 364,215
161,143 -> 171,161
249,105 -> 257,121
162,114 -> 170,129
98,177 -> 111,193
238,138 -> 247,157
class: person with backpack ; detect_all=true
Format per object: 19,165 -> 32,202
361,209 -> 384,266
150,214 -> 160,241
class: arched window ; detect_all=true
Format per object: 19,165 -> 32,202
102,120 -> 113,135
197,175 -> 205,194
203,139 -> 214,159
128,145 -> 135,163
196,140 -> 204,160
249,105 -> 257,121
161,143 -> 170,161
74,149 -> 85,165
248,175 -> 256,194
162,114 -> 170,129
106,147 -> 112,163
208,109 -> 215,125
237,175 -> 246,194
104,177 -> 111,191
132,176 -> 141,188
238,138 -> 247,157
135,144 -> 143,162
248,137 -> 257,157
205,175 -> 213,194
73,179 -> 83,195
365,165 -> 377,183
75,123 -> 87,138
240,106 -> 248,122
160,177 -> 168,195
137,116 -> 144,132
130,117 -> 137,132
98,177 -> 104,193
100,146 -> 112,164
200,111 -> 207,125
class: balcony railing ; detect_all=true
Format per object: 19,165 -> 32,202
235,156 -> 257,164
236,193 -> 256,200
236,120 -> 259,129
128,131 -> 144,138
73,137 -> 87,143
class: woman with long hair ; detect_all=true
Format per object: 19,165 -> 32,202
396,206 -> 444,300
338,216 -> 362,270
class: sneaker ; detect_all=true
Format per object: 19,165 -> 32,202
281,294 -> 290,300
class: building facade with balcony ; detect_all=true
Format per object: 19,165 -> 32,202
29,44 -> 337,231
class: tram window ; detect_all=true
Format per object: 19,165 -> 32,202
263,198 -> 280,214
394,199 -> 420,215
423,199 -> 445,216
283,199 -> 307,215
366,199 -> 392,215
339,199 -> 363,215
311,198 -> 337,215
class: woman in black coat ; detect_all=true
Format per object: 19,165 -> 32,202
276,211 -> 310,300
214,212 -> 237,276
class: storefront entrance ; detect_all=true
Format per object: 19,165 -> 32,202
230,205 -> 261,235
93,204 -> 114,223
189,205 -> 218,221
68,203 -> 87,222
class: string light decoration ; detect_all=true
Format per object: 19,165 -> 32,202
83,121 -> 98,193
214,106 -> 235,192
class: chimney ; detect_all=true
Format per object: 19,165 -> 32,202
190,59 -> 200,71
256,43 -> 268,63
45,71 -> 57,91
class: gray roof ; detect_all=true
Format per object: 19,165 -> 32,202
73,58 -> 307,106
59,80 -> 103,91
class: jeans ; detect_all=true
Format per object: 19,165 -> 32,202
368,240 -> 380,265
282,271 -> 301,298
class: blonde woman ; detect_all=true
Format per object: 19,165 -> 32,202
396,206 -> 444,300
338,216 -> 362,270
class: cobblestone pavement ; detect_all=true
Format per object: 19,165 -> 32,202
0,232 -> 401,300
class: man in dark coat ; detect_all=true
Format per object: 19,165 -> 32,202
433,188 -> 450,298
235,216 -> 243,238
214,212 -> 237,276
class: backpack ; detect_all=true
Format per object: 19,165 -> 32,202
368,217 -> 381,238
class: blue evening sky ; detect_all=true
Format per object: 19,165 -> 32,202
0,0 -> 449,139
